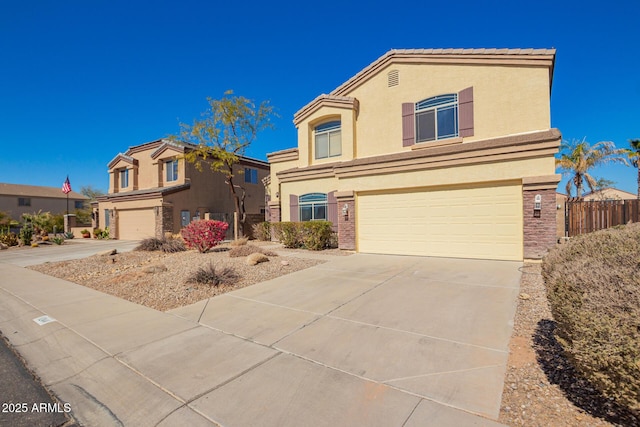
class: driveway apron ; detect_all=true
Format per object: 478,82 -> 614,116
0,249 -> 518,426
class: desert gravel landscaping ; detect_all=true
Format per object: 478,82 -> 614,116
27,242 -> 338,312
500,263 -> 639,427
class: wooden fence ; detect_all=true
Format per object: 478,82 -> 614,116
565,198 -> 640,237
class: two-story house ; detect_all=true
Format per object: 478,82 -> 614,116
267,48 -> 561,261
96,139 -> 269,240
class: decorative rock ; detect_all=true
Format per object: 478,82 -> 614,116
143,264 -> 168,274
519,293 -> 531,300
0,243 -> 7,250
280,260 -> 289,266
246,252 -> 268,266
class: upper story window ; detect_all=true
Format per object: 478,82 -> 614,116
299,193 -> 327,221
166,159 -> 178,182
120,169 -> 129,188
74,201 -> 84,209
415,94 -> 458,143
314,121 -> 341,159
18,197 -> 31,207
244,167 -> 258,184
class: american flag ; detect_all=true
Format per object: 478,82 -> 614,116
62,176 -> 72,194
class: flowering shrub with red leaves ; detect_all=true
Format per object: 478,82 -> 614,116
180,220 -> 228,253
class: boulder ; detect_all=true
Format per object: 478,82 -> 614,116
246,252 -> 269,266
143,264 -> 168,274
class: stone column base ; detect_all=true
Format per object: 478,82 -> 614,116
335,191 -> 356,251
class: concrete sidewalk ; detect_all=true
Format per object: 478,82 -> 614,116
0,253 -> 518,426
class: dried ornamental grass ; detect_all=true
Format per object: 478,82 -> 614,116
228,244 -> 278,258
542,223 -> 640,412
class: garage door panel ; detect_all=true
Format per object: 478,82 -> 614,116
357,185 -> 522,261
118,209 -> 156,240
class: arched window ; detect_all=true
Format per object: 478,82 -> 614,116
299,193 -> 327,221
314,121 -> 341,159
415,94 -> 458,142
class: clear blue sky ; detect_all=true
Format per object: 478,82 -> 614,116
1,0 -> 638,195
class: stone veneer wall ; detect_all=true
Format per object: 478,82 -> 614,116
155,205 -> 174,238
336,193 -> 356,250
108,210 -> 117,239
269,203 -> 281,242
523,187 -> 557,259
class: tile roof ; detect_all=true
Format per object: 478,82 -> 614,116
330,47 -> 556,96
292,48 -> 556,119
0,183 -> 88,200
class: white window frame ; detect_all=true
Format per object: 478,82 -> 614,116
299,193 -> 328,221
120,169 -> 129,188
314,121 -> 342,159
166,159 -> 178,182
415,94 -> 459,143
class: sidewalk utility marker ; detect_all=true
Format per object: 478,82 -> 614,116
33,315 -> 57,325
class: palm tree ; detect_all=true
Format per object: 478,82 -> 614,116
627,139 -> 640,199
556,138 -> 629,198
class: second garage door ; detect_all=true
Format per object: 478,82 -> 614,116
357,183 -> 523,261
117,208 -> 156,240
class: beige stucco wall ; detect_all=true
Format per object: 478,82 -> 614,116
583,188 -> 637,200
278,156 -> 553,222
0,195 -> 87,221
108,146 -> 186,193
297,107 -> 356,167
100,151 -> 269,236
348,63 -> 551,159
267,156 -> 299,210
291,61 -> 551,167
279,177 -> 339,222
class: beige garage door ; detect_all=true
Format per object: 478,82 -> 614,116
357,183 -> 523,260
117,208 -> 156,240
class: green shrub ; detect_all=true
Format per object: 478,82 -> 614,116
19,225 -> 33,246
51,236 -> 64,245
64,231 -> 74,239
93,227 -> 110,239
301,221 -> 333,250
542,223 -> 640,411
0,232 -> 19,247
252,222 -> 271,241
270,221 -> 334,250
187,262 -> 237,286
228,244 -> 278,258
271,222 -> 304,248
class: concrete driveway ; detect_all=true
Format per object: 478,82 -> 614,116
0,238 -> 140,267
0,251 -> 519,426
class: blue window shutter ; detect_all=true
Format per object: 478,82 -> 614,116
402,103 -> 415,146
459,87 -> 474,137
289,194 -> 299,222
327,191 -> 338,231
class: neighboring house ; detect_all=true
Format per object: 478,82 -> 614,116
583,187 -> 636,201
0,182 -> 88,221
267,48 -> 561,260
95,139 -> 269,240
